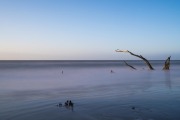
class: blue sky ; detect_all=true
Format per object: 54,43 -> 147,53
0,0 -> 180,60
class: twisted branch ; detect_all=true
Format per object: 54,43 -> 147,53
123,61 -> 136,70
116,49 -> 154,70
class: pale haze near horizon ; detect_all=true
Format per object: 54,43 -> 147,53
0,0 -> 180,60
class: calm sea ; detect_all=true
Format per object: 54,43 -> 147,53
0,60 -> 180,120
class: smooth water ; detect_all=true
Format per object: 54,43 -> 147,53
0,60 -> 180,120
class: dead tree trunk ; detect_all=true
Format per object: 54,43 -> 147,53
116,50 -> 154,70
163,56 -> 171,70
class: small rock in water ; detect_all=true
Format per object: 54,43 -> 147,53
65,100 -> 69,106
59,103 -> 62,107
69,100 -> 74,107
56,103 -> 62,107
64,100 -> 74,107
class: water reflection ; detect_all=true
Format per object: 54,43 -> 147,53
164,71 -> 171,89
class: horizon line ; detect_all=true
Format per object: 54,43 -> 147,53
0,59 -> 179,61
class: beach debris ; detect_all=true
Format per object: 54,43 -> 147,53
116,49 -> 154,70
64,100 -> 74,111
56,100 -> 74,111
57,100 -> 74,107
56,103 -> 62,107
163,56 -> 171,70
116,49 -> 171,70
65,100 -> 69,106
65,100 -> 74,107
69,100 -> 74,107
110,70 -> 114,73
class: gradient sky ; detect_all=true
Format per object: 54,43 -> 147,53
0,0 -> 180,60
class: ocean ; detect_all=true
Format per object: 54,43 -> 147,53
0,60 -> 180,120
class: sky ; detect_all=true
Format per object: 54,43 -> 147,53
0,0 -> 180,60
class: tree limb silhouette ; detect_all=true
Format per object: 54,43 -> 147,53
123,61 -> 136,70
115,49 -> 154,70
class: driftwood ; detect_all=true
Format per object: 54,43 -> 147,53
115,49 -> 171,70
116,50 -> 154,70
163,56 -> 171,70
123,61 -> 136,70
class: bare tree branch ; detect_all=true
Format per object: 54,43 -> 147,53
163,56 -> 171,70
116,49 -> 154,70
123,61 -> 136,70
